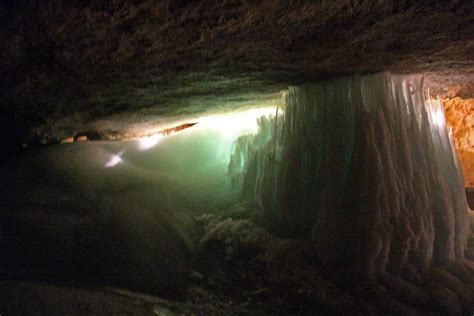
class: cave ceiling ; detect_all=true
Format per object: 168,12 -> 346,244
1,0 -> 474,142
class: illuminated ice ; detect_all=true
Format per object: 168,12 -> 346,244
138,133 -> 164,151
230,72 -> 471,277
105,151 -> 124,168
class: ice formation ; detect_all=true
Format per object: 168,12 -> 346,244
229,72 -> 470,277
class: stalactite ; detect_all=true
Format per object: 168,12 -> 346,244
229,72 -> 470,277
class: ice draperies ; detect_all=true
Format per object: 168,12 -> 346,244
230,72 -> 470,276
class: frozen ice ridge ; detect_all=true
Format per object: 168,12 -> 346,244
229,72 -> 470,277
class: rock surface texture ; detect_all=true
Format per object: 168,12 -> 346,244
1,1 -> 474,143
443,96 -> 474,187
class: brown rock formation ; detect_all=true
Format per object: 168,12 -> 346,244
443,97 -> 474,187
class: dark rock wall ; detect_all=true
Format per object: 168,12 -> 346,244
2,1 -> 474,144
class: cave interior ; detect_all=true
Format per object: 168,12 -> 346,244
1,1 -> 474,315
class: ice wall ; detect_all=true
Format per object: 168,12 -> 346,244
230,72 -> 470,277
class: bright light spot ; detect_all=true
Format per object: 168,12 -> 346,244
198,107 -> 277,139
138,133 -> 164,151
432,108 -> 444,127
426,95 -> 446,128
105,151 -> 124,168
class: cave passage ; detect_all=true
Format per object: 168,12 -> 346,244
0,107 -> 276,293
3,1 -> 474,313
1,73 -> 473,315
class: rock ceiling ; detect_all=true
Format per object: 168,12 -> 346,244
1,0 -> 474,142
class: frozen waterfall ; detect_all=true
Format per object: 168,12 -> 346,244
229,72 -> 470,277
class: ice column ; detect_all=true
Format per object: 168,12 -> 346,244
230,72 -> 470,277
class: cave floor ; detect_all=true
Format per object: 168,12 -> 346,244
1,204 -> 474,316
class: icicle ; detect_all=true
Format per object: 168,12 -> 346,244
230,72 -> 470,277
